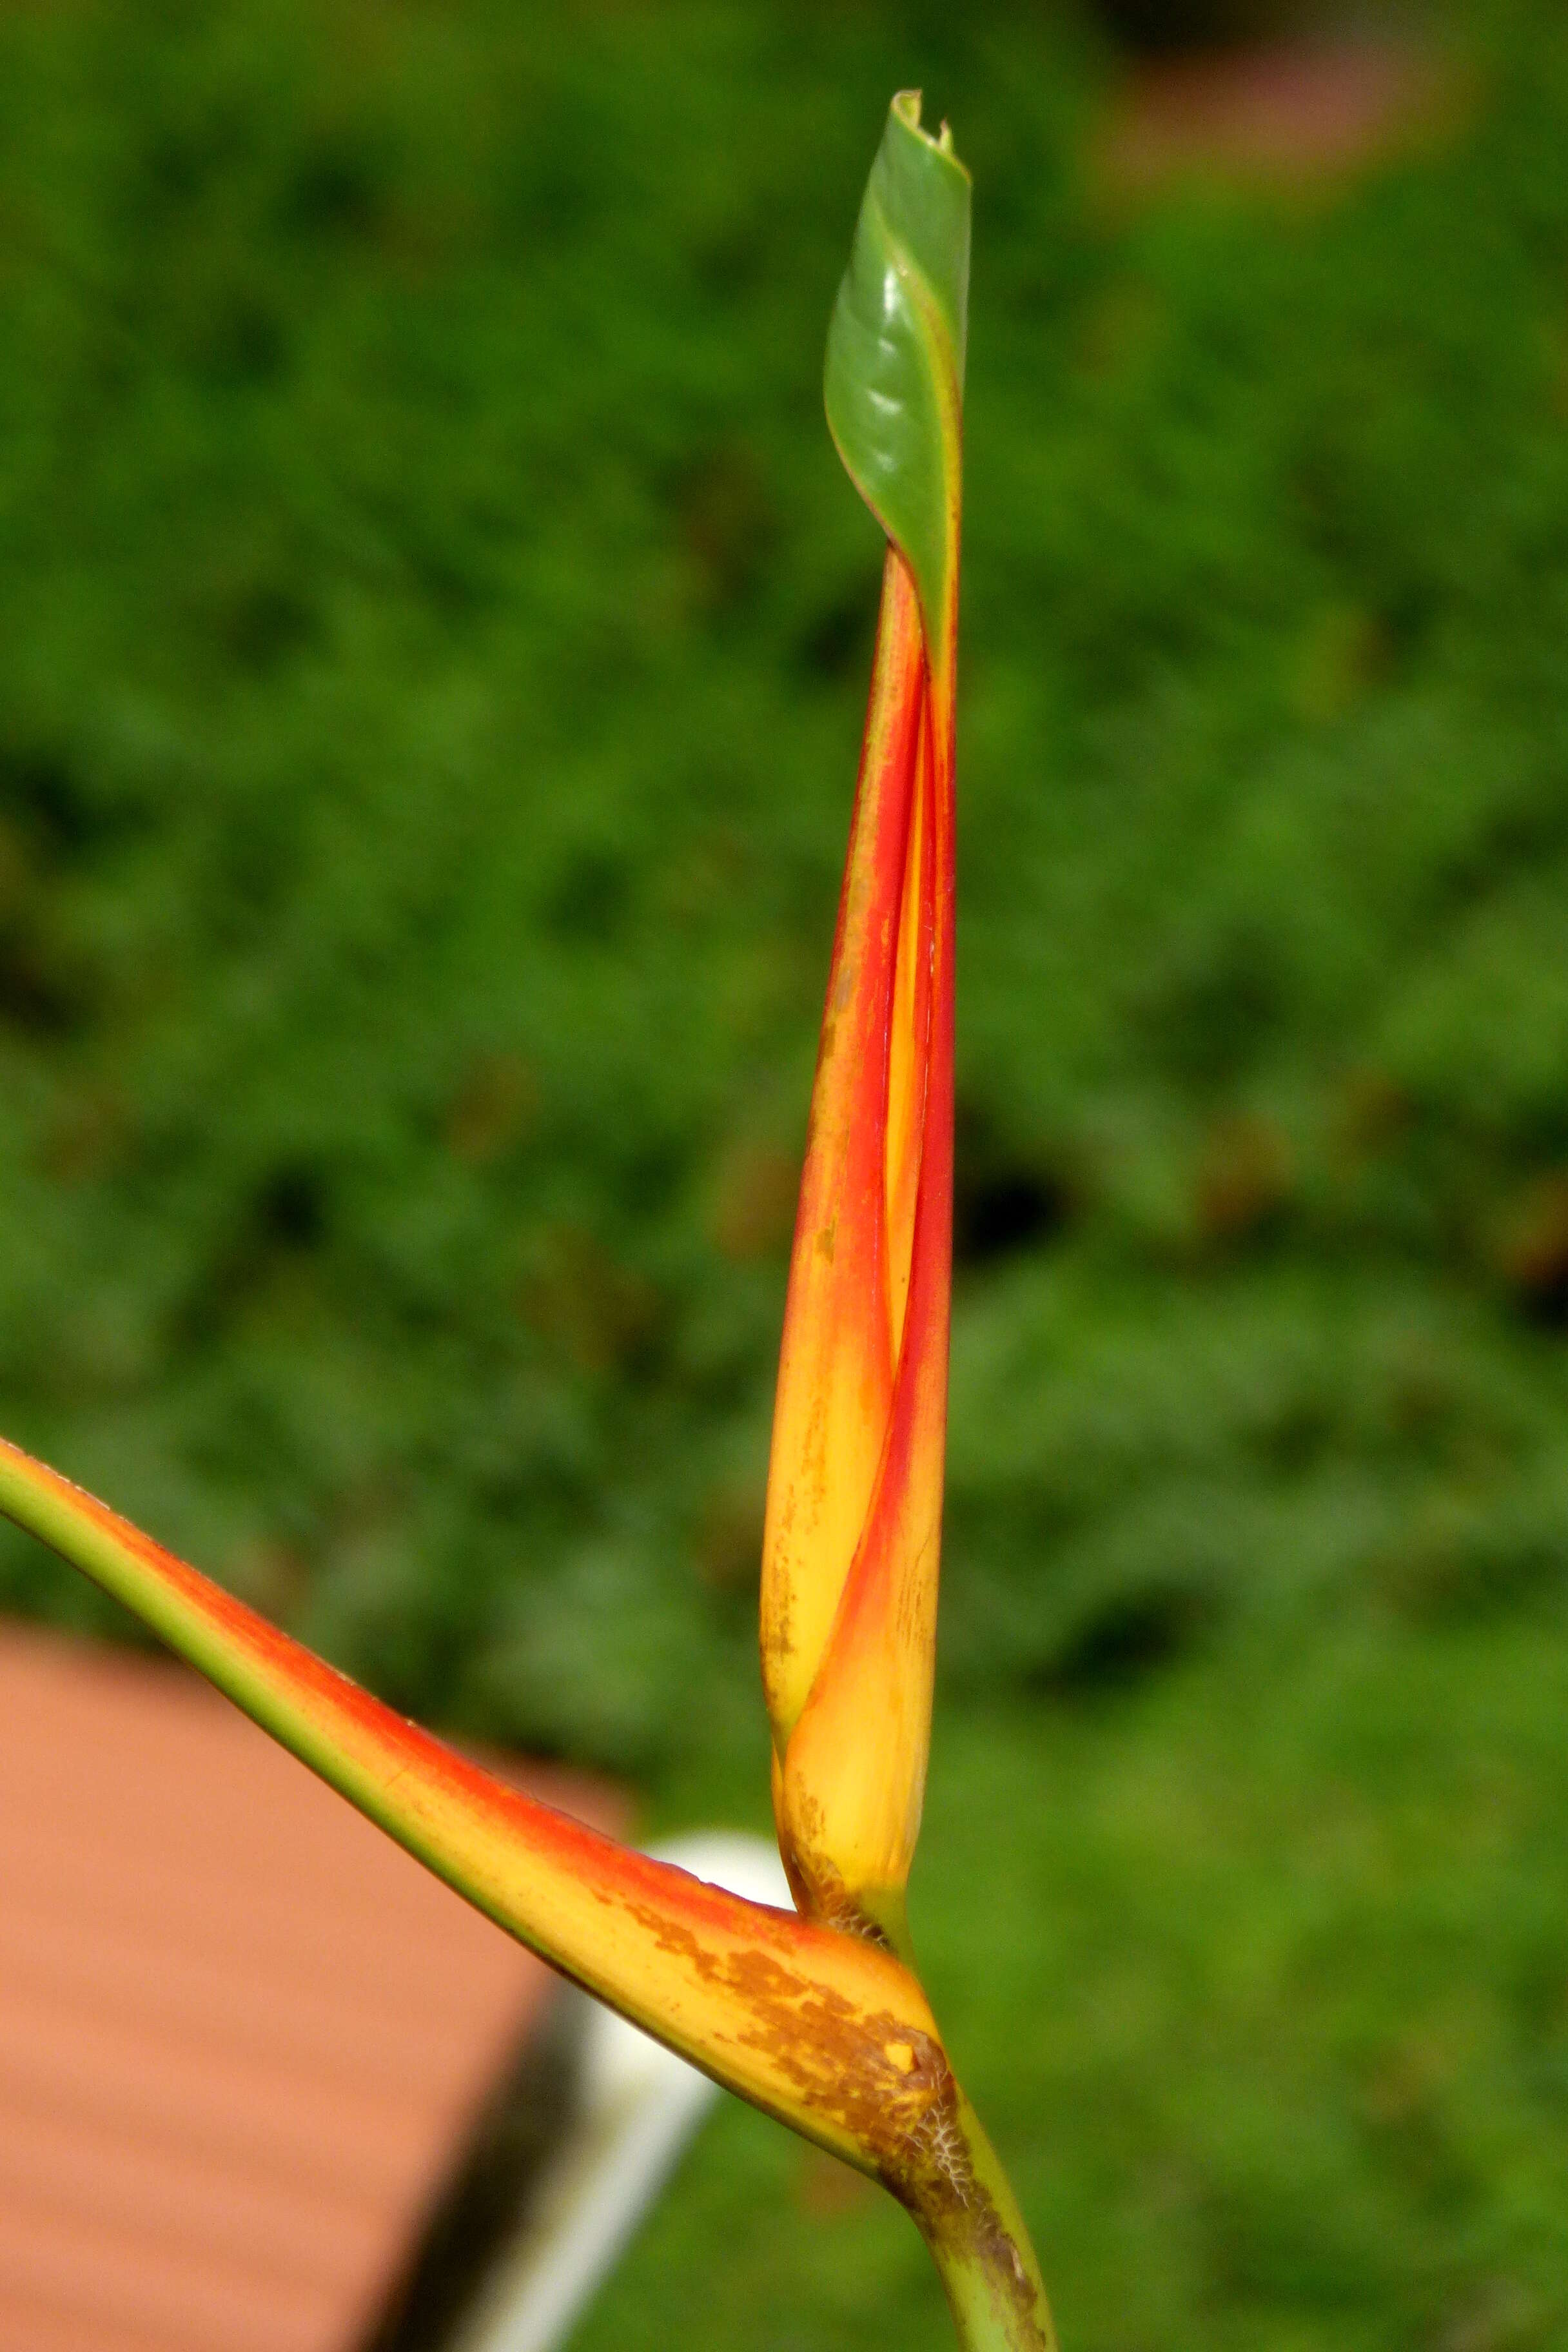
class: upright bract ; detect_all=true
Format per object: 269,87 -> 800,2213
762,95 -> 966,1959
0,95 -> 1057,2352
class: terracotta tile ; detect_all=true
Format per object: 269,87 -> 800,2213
0,1622 -> 624,2352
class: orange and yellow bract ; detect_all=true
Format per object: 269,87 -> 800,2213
761,542 -> 955,1957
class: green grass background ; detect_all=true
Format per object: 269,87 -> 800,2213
3,0 -> 1568,2343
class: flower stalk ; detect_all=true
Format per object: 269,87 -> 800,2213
0,93 -> 1056,2352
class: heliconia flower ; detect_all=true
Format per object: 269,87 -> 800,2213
0,96 -> 1057,2352
761,93 -> 967,1958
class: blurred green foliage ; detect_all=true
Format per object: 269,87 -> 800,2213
5,1 -> 1568,2341
5,0 -> 1568,1752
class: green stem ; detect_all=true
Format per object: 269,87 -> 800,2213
906,2084 -> 1059,2352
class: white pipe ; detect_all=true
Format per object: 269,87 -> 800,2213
446,1833 -> 793,2352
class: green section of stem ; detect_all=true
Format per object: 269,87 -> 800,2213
824,90 -> 969,643
914,2087 -> 1059,2352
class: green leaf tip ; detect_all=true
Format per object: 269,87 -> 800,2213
825,92 -> 970,648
